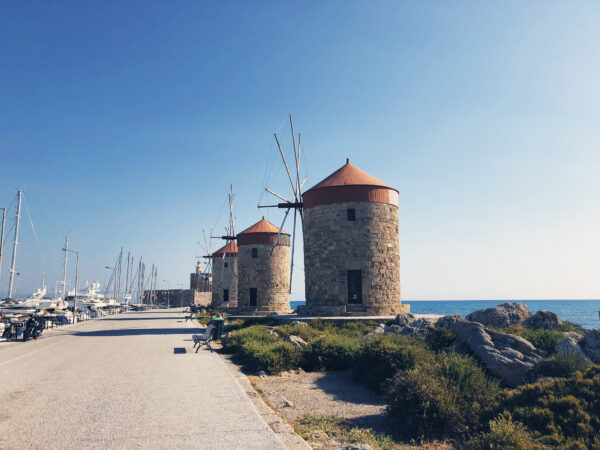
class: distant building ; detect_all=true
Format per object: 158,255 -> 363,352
190,261 -> 212,306
143,289 -> 195,308
299,159 -> 409,316
236,218 -> 291,314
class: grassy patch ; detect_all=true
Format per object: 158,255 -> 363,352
299,414 -> 402,450
385,353 -> 500,440
496,365 -> 600,448
352,334 -> 432,392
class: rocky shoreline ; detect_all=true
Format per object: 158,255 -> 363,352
380,302 -> 598,387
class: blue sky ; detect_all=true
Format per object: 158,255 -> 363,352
1,1 -> 599,300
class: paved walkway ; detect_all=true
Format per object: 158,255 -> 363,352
0,309 -> 286,449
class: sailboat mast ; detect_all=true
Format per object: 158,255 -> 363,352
124,251 -> 131,308
0,207 -> 5,281
7,189 -> 23,299
62,237 -> 69,299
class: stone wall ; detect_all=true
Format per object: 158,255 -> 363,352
301,201 -> 408,316
211,255 -> 238,309
193,291 -> 212,307
237,243 -> 291,313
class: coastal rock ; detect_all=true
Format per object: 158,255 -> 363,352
436,314 -> 461,326
436,315 -> 542,387
267,328 -> 279,338
554,337 -> 591,363
287,335 -> 308,348
290,320 -> 308,328
523,310 -> 562,330
385,324 -> 403,334
563,331 -> 584,341
394,313 -> 415,326
466,302 -> 531,328
373,324 -> 386,334
580,329 -> 600,363
389,314 -> 433,336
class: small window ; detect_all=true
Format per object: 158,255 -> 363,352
347,208 -> 356,221
223,289 -> 229,302
224,261 -> 229,268
250,288 -> 257,306
252,248 -> 258,258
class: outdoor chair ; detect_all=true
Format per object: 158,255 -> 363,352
192,324 -> 216,353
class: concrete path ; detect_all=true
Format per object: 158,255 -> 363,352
0,309 -> 286,450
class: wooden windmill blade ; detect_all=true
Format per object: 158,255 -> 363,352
259,115 -> 307,295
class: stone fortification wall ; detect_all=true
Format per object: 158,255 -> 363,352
193,292 -> 212,307
211,256 -> 238,309
237,244 -> 290,313
301,201 -> 408,316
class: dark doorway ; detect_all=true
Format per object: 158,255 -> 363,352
347,270 -> 362,304
249,288 -> 258,306
223,289 -> 229,302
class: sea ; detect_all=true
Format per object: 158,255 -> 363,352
290,299 -> 600,329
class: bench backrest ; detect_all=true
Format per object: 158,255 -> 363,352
202,324 -> 216,339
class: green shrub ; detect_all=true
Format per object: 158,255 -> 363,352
385,353 -> 500,439
237,340 -> 300,374
301,334 -> 360,371
426,326 -> 456,351
538,353 -> 590,378
221,325 -> 278,353
352,335 -> 432,392
274,324 -> 322,342
465,415 -> 546,449
497,366 -> 600,448
499,326 -> 563,354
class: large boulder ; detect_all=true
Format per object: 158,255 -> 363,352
554,336 -> 591,363
523,310 -> 562,330
435,315 -> 543,387
581,329 -> 600,363
466,302 -> 531,328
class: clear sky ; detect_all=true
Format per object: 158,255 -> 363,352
1,1 -> 599,300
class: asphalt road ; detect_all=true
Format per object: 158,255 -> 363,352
0,309 -> 285,450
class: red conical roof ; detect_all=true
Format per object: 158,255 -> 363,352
303,159 -> 398,208
237,218 -> 288,235
236,217 -> 290,246
305,158 -> 395,192
211,241 -> 238,258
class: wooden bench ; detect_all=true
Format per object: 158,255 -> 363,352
192,324 -> 216,353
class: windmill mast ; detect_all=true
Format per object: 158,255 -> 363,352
7,190 -> 23,299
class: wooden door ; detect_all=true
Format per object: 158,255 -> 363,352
250,288 -> 257,306
347,270 -> 362,304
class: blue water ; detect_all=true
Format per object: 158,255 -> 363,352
290,300 -> 600,329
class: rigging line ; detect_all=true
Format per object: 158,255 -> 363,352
258,118 -> 290,202
2,222 -> 16,247
22,194 -> 46,273
211,195 -> 227,233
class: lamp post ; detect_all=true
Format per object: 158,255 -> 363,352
163,280 -> 170,309
64,247 -> 79,324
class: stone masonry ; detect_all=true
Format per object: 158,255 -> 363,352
237,243 -> 291,314
211,255 -> 238,309
301,201 -> 408,316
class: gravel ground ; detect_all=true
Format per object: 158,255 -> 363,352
0,309 -> 285,450
250,370 -> 387,429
